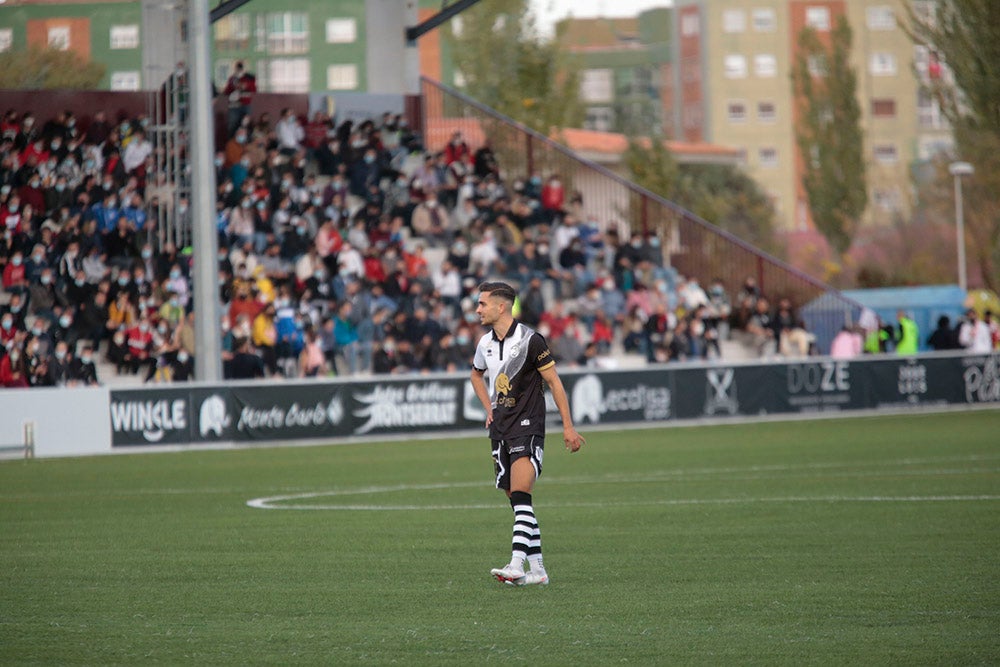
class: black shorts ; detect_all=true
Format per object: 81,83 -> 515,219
491,435 -> 544,490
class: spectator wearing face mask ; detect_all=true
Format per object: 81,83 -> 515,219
47,339 -> 73,386
68,344 -> 100,386
28,267 -> 60,318
124,317 -> 155,376
19,172 -> 46,213
275,108 -> 304,156
2,249 -> 28,295
0,343 -> 30,388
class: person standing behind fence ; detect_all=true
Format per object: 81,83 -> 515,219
957,309 -> 993,353
222,61 -> 256,137
894,310 -> 919,355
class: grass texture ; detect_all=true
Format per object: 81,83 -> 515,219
1,410 -> 998,665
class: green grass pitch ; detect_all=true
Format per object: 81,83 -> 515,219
1,410 -> 999,665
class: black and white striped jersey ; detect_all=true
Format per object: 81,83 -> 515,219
473,320 -> 555,439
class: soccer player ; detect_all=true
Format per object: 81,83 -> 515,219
470,281 -> 585,586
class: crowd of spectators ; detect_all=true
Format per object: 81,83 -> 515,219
4,96 -> 995,389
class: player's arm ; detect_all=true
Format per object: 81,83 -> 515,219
470,366 -> 493,428
538,363 -> 585,453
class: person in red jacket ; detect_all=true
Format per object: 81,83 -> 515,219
444,131 -> 473,174
223,61 -> 257,136
540,174 -> 565,223
2,250 -> 28,293
0,346 -> 30,388
124,317 -> 154,376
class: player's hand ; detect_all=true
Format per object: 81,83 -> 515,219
564,427 -> 585,453
484,409 -> 493,429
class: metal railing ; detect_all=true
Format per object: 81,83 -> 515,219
420,77 -> 862,353
146,71 -> 193,251
0,422 -> 35,459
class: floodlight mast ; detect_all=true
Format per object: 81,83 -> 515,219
189,0 -> 223,381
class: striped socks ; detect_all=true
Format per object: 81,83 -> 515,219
509,491 -> 541,571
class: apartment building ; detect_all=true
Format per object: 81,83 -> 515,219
557,8 -> 673,136
665,0 -> 952,231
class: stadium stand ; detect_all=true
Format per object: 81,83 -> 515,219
2,83 -> 875,388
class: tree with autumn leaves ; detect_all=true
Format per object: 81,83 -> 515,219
906,0 -> 1000,291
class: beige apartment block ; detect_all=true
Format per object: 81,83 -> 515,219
667,0 -> 953,233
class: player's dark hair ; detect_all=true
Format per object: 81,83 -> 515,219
478,281 -> 516,305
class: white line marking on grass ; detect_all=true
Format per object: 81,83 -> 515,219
247,489 -> 1000,511
246,455 -> 1000,510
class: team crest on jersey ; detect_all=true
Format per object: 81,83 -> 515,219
495,372 -> 511,395
509,344 -> 520,357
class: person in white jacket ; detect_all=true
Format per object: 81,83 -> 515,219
957,309 -> 993,353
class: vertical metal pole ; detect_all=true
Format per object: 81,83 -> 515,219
526,134 -> 534,180
188,0 -> 223,381
23,421 -> 34,459
954,173 -> 967,293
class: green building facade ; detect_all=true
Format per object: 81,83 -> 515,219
564,7 -> 673,136
0,0 -> 442,93
0,0 -> 144,90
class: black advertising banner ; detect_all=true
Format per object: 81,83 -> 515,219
111,353 -> 1000,447
345,378 -> 467,437
226,383 -> 353,441
110,388 -> 195,446
864,356 -> 954,409
558,369 -> 674,427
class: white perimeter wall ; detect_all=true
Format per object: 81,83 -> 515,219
0,388 -> 111,458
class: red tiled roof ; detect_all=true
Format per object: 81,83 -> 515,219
423,119 -> 741,164
556,17 -> 640,49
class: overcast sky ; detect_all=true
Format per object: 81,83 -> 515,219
530,0 -> 673,35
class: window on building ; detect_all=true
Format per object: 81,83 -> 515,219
872,187 -> 901,211
724,54 -> 747,79
585,107 -> 615,132
681,13 -> 700,37
268,58 -> 310,92
266,12 -> 308,54
722,9 -> 746,33
917,90 -> 947,129
581,68 -> 614,103
805,6 -> 831,31
325,18 -> 356,44
727,101 -> 747,123
215,14 -> 251,52
754,54 -> 777,78
752,8 -> 776,32
215,61 -> 234,87
757,101 -> 776,122
807,55 -> 827,77
866,6 -> 895,30
0,28 -> 12,53
48,26 -> 70,51
759,147 -> 778,167
110,71 -> 141,91
326,64 -> 357,90
110,25 -> 139,50
873,144 -> 898,164
917,136 -> 953,160
870,52 -> 897,76
871,98 -> 896,117
912,0 -> 936,27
